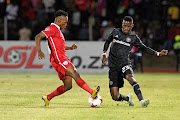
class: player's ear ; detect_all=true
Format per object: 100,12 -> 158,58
56,16 -> 61,24
58,17 -> 61,23
131,24 -> 134,28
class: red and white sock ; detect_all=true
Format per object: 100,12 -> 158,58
76,78 -> 93,94
47,85 -> 66,100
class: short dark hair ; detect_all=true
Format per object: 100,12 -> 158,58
123,16 -> 133,22
54,9 -> 68,18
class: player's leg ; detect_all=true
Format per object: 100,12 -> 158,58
109,67 -> 134,106
66,64 -> 100,98
126,73 -> 143,101
110,87 -> 129,102
42,76 -> 72,107
122,65 -> 150,107
126,73 -> 149,107
47,76 -> 72,101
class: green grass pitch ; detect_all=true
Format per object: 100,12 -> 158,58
0,73 -> 180,120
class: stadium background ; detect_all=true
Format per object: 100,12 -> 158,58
0,1 -> 180,120
0,0 -> 180,73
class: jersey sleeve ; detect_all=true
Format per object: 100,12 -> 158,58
103,28 -> 115,51
42,25 -> 55,38
134,35 -> 156,55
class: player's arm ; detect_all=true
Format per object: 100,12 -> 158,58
134,35 -> 168,56
102,29 -> 114,64
35,32 -> 46,59
65,44 -> 78,50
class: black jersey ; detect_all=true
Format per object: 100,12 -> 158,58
103,28 -> 156,67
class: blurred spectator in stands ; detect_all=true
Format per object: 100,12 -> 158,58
116,1 -> 127,26
127,1 -> 135,17
70,5 -> 81,40
173,35 -> 180,51
134,22 -> 144,40
96,0 -> 106,18
55,0 -> 67,11
134,14 -> 142,26
6,0 -> 18,30
88,8 -> 95,41
132,22 -> 144,72
31,0 -> 42,11
153,0 -> 162,21
21,1 -> 35,22
168,2 -> 179,24
92,17 -> 101,40
78,23 -> 89,40
144,0 -> 153,21
42,0 -> 55,24
133,0 -> 143,17
163,23 -> 180,51
77,0 -> 91,24
102,20 -> 114,41
117,1 -> 126,15
30,4 -> 46,40
36,4 -> 45,25
153,24 -> 163,50
131,46 -> 142,73
167,15 -> 173,29
106,0 -> 119,23
145,22 -> 154,48
0,0 -> 6,23
19,23 -> 31,41
42,0 -> 55,13
98,20 -> 108,41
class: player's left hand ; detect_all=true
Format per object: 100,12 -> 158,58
71,44 -> 78,50
159,49 -> 168,56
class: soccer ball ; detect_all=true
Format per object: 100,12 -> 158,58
88,95 -> 103,108
8,50 -> 21,63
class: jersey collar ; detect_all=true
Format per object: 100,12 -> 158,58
51,23 -> 60,30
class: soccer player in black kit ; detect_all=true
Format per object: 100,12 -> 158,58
102,16 -> 168,108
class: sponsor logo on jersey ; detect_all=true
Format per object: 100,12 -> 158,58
63,61 -> 68,65
45,27 -> 50,31
126,37 -> 131,42
113,39 -> 130,46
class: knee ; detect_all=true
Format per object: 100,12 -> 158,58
64,85 -> 72,91
126,74 -> 136,85
69,69 -> 80,80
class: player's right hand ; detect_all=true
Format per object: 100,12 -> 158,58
102,55 -> 108,65
38,51 -> 45,59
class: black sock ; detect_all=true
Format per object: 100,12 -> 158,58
132,82 -> 143,101
116,94 -> 129,101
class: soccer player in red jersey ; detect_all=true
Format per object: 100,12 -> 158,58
35,9 -> 100,107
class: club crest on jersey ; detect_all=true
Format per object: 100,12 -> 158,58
63,61 -> 68,65
45,27 -> 50,31
109,81 -> 113,85
126,37 -> 131,42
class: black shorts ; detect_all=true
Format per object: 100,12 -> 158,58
109,64 -> 133,88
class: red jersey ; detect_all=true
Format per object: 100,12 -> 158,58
42,23 -> 67,62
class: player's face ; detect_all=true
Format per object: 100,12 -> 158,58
59,16 -> 68,29
122,21 -> 134,34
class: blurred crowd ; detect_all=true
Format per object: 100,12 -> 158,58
0,0 -> 180,52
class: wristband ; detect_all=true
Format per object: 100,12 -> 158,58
102,53 -> 107,56
157,52 -> 160,56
